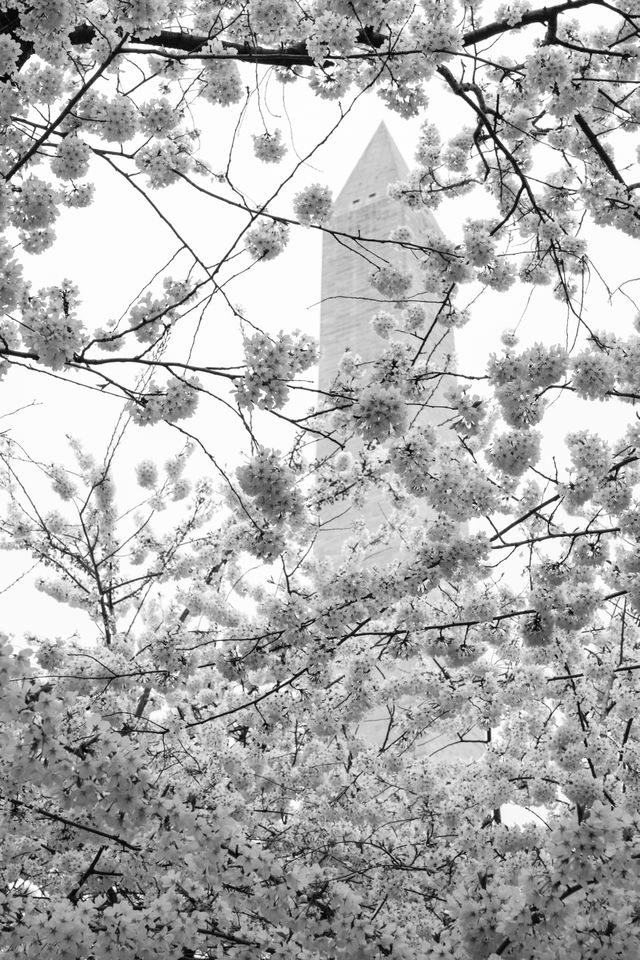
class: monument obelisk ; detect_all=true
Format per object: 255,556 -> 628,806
316,123 -> 481,761
317,121 -> 448,562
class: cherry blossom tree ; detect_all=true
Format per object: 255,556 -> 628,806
3,2 -> 640,959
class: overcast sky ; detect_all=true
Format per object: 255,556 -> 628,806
2,61 -> 639,639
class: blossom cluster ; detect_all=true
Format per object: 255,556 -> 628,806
252,129 -> 287,163
351,384 -> 407,441
388,425 -> 438,497
371,310 -> 395,339
198,50 -> 245,106
126,278 -> 192,345
245,219 -> 290,260
236,448 -> 302,523
488,342 -> 569,428
77,92 -> 139,143
425,444 -> 500,518
135,459 -> 159,489
21,282 -> 86,370
11,176 -> 59,253
486,427 -> 542,476
135,137 -> 194,189
293,183 -> 333,226
127,377 -> 200,426
50,134 -> 91,181
571,347 -> 617,400
370,264 -> 412,301
139,97 -> 183,138
235,329 -> 317,411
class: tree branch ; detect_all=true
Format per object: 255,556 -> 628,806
2,796 -> 141,851
0,0 -> 598,77
3,35 -> 128,181
575,112 -> 626,184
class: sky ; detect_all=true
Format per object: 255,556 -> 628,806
2,53 -> 640,641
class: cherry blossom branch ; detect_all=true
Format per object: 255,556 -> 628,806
491,525 -> 620,549
184,665 -> 310,727
462,0 -> 606,46
391,589 -> 628,634
2,796 -> 141,851
437,64 -> 545,219
574,112 -> 626,184
187,618 -> 372,727
3,35 -> 129,181
62,0 -> 607,65
489,494 -> 561,542
547,660 -> 640,681
68,845 -> 106,903
176,171 -> 451,258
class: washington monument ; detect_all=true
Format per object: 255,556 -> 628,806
317,121 -> 449,562
316,123 -> 480,762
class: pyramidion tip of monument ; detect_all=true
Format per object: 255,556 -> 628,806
331,119 -> 442,235
332,119 -> 409,213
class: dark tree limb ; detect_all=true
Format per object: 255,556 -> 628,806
575,112 -> 627,184
2,796 -> 141,851
0,0 -> 619,79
